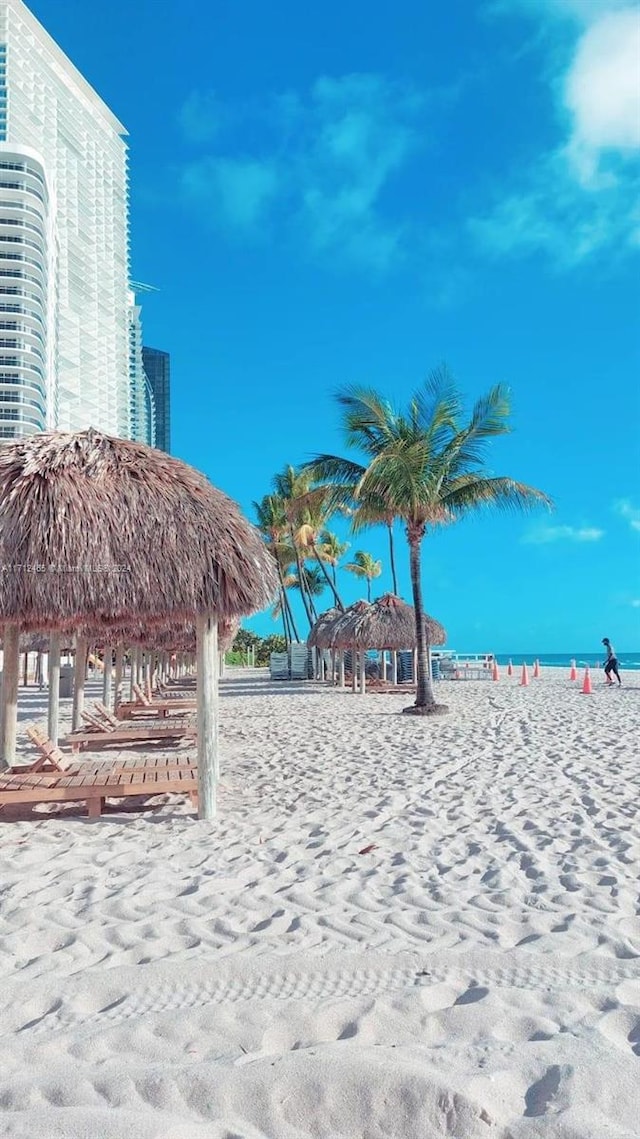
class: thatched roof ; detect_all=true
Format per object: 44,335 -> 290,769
328,600 -> 372,649
0,632 -> 74,653
308,607 -> 340,649
0,429 -> 278,633
77,615 -> 239,655
350,593 -> 446,650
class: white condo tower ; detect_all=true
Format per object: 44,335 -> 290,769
0,0 -> 130,439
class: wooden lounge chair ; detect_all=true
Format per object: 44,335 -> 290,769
134,682 -> 195,706
1,732 -> 198,818
65,715 -> 196,753
22,726 -> 196,778
114,683 -> 197,720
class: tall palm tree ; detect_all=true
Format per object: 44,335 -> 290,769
301,466 -> 400,596
345,550 -> 382,601
317,530 -> 349,588
306,367 -> 552,714
253,493 -> 301,643
273,465 -> 345,614
287,564 -> 326,613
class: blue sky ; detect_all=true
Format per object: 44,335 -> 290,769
32,0 -> 640,651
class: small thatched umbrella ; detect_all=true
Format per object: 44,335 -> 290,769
328,601 -> 371,649
325,601 -> 371,692
350,593 -> 446,692
308,608 -> 340,650
351,593 -> 446,650
308,607 -> 341,681
0,429 -> 277,816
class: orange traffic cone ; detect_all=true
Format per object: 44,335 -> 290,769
492,660 -> 500,681
569,659 -> 577,681
582,666 -> 592,695
533,659 -> 540,678
520,662 -> 529,687
507,659 -> 513,677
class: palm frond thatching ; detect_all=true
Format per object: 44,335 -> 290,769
0,430 -> 278,633
308,607 -> 340,649
350,593 -> 446,650
326,600 -> 372,649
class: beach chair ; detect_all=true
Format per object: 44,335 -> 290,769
65,716 -> 196,753
114,683 -> 197,719
1,728 -> 198,818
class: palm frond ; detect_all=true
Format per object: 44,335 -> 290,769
442,475 -> 553,515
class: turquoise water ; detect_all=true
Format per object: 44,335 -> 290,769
496,652 -> 640,670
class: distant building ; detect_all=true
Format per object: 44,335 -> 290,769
128,290 -> 155,447
0,0 -> 129,440
142,346 -> 170,452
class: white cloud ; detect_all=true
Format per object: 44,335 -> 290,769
178,74 -> 427,271
181,157 -> 279,231
614,499 -> 640,531
472,3 -> 640,265
565,9 -> 640,180
523,524 -> 604,544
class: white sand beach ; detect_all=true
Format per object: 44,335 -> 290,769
0,668 -> 638,1138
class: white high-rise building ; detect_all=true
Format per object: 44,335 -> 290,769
0,0 -> 130,440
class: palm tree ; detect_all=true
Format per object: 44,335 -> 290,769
307,367 -> 552,714
253,493 -> 301,643
345,550 -> 382,601
287,564 -> 326,610
317,530 -> 349,588
273,465 -> 345,614
301,466 -> 400,596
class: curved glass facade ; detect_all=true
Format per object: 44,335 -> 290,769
0,149 -> 49,438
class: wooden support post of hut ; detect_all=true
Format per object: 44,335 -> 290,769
196,613 -> 219,820
128,647 -> 136,700
72,636 -> 88,732
102,646 -> 113,708
392,651 -> 398,686
0,622 -> 20,769
351,643 -> 358,693
114,645 -> 124,710
48,632 -> 61,745
338,650 -> 345,688
360,651 -> 367,695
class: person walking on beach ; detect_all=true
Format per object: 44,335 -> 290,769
602,638 -> 622,686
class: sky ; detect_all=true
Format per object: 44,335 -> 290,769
30,0 -> 640,651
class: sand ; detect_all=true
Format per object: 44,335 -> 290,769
0,667 -> 638,1138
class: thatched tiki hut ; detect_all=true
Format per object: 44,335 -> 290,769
326,600 -> 371,692
351,593 -> 446,650
349,593 -> 446,691
0,429 -> 277,818
308,607 -> 340,682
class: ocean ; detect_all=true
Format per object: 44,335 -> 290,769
495,652 -> 640,671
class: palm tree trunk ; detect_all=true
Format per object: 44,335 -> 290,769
283,587 -> 301,642
289,527 -> 314,628
279,587 -> 291,644
366,577 -> 372,602
276,560 -> 301,642
312,546 -> 345,611
387,523 -> 399,596
404,535 -> 447,715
